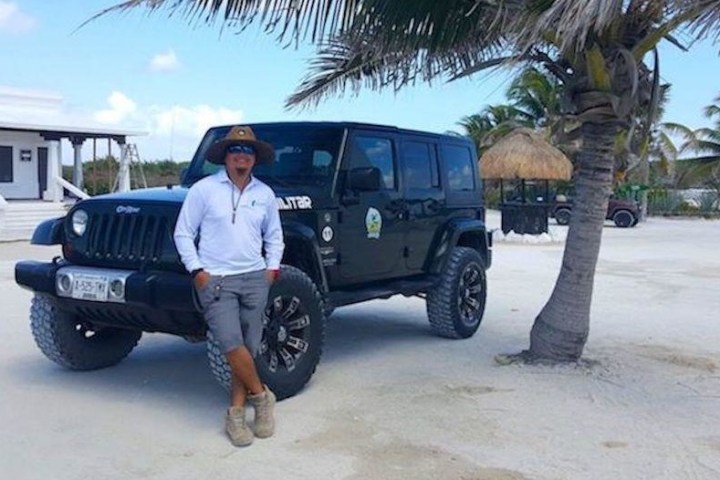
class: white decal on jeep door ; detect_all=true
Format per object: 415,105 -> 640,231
365,207 -> 382,239
277,196 -> 313,210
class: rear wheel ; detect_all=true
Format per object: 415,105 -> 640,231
554,208 -> 571,226
30,294 -> 141,370
427,247 -> 487,339
206,266 -> 326,400
613,210 -> 636,228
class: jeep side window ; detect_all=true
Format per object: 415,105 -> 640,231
350,136 -> 395,189
402,141 -> 439,190
442,145 -> 475,191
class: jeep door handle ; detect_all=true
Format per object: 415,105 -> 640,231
386,200 -> 409,219
425,198 -> 441,213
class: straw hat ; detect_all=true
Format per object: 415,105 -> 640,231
206,125 -> 275,165
479,129 -> 572,180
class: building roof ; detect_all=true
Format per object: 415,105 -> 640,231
0,120 -> 146,140
479,128 -> 573,180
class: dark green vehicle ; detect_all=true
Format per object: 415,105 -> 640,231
15,122 -> 492,399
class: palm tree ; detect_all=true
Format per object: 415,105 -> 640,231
672,92 -> 720,189
460,67 -> 569,154
99,0 -> 720,362
459,104 -> 534,154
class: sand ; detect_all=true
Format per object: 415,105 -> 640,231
0,211 -> 718,480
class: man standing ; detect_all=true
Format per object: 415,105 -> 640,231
174,126 -> 284,447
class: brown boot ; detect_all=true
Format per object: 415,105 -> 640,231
225,406 -> 253,447
248,386 -> 276,438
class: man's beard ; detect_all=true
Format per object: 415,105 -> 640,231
235,167 -> 249,176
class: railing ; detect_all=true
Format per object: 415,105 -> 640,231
55,176 -> 90,200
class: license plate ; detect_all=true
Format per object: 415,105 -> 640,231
72,274 -> 109,301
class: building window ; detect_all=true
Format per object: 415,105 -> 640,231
0,146 -> 13,183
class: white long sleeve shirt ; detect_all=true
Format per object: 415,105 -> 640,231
173,170 -> 284,275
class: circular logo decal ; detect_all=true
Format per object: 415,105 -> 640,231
321,226 -> 334,242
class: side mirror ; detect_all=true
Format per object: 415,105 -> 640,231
179,167 -> 189,183
348,167 -> 382,192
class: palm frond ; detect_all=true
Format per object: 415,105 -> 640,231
686,0 -> 720,43
85,0 -> 362,43
512,0 -> 625,55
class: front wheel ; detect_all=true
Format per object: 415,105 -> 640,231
426,247 -> 487,339
206,266 -> 326,400
30,294 -> 141,370
613,210 -> 636,228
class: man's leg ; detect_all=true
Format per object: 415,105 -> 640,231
200,276 -> 254,446
226,346 -> 264,407
236,270 -> 276,438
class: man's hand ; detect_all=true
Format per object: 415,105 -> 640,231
194,271 -> 211,290
266,269 -> 280,284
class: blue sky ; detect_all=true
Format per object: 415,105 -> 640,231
1,1 -> 718,163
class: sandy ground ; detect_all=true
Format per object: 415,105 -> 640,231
1,212 -> 719,480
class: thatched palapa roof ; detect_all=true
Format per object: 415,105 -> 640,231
479,129 -> 573,180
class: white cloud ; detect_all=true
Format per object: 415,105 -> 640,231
0,2 -> 36,34
141,105 -> 243,160
93,92 -> 138,125
148,50 -> 181,73
93,93 -> 243,160
0,86 -> 242,161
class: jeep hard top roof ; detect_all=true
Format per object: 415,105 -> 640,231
208,121 -> 473,145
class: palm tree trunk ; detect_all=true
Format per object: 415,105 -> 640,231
528,121 -> 617,361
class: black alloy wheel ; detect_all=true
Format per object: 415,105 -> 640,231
427,247 -> 487,339
457,262 -> 485,328
260,294 -> 312,374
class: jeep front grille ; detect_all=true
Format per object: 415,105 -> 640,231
86,213 -> 169,263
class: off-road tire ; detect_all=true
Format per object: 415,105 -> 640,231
555,208 -> 571,226
613,209 -> 636,228
426,247 -> 487,339
30,294 -> 142,370
206,265 -> 326,400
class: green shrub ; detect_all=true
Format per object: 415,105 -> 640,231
697,191 -> 719,213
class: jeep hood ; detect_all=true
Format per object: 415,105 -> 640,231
77,185 -> 334,210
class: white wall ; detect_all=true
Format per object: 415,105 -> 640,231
0,131 -> 47,199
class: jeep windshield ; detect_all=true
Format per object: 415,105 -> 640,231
184,124 -> 344,191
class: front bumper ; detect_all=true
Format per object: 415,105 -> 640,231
15,260 -> 199,312
15,260 -> 205,336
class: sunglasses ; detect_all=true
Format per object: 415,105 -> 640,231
227,144 -> 256,155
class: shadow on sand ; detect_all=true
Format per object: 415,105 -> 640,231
9,299 -> 440,409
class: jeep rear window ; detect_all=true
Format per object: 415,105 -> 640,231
186,125 -> 344,187
442,145 -> 476,191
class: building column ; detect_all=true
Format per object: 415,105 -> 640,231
44,140 -> 63,202
71,136 -> 85,191
117,139 -> 130,192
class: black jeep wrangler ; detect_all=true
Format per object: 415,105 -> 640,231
15,122 -> 492,399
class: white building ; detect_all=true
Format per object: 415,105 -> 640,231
0,87 -> 146,240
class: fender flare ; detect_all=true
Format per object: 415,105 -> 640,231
429,218 -> 492,273
31,217 -> 65,245
281,220 -> 329,293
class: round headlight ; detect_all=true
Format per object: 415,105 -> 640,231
72,209 -> 89,236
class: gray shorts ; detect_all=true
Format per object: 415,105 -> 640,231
197,270 -> 270,355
